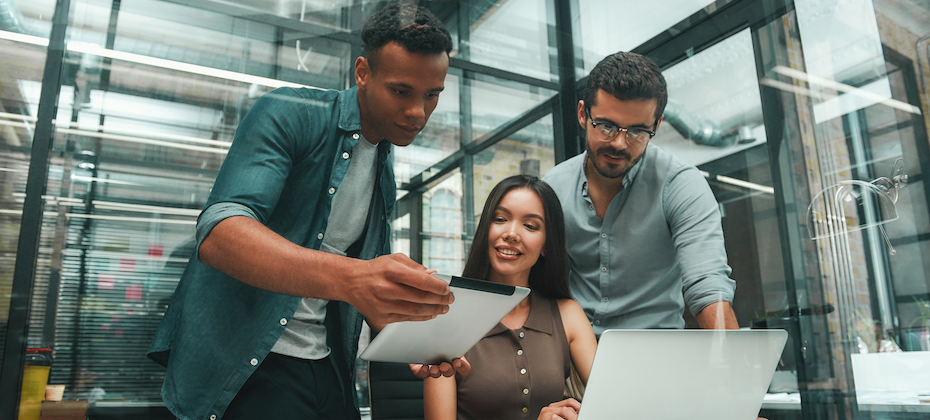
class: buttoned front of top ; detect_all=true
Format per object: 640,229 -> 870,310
148,86 -> 395,420
455,294 -> 570,419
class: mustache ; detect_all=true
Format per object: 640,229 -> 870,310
596,146 -> 631,160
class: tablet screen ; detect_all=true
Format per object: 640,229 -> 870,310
360,275 -> 530,364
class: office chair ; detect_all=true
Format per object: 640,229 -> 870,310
368,361 -> 425,420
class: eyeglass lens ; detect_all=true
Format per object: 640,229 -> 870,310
586,108 -> 650,144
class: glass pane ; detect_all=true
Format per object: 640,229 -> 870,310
423,169 -> 465,276
755,0 -> 930,416
653,28 -> 766,166
0,0 -> 56,373
576,0 -> 717,72
478,113 -> 555,221
468,74 -> 557,145
462,0 -> 556,81
10,0 -> 358,408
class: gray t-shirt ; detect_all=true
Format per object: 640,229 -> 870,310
195,135 -> 380,360
270,136 -> 379,359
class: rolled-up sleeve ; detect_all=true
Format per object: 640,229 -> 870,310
195,88 -> 314,253
205,88 -> 311,224
196,202 -> 260,250
663,166 -> 736,316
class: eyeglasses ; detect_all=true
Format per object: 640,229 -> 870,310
585,107 -> 657,144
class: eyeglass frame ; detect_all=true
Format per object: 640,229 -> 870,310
584,106 -> 658,144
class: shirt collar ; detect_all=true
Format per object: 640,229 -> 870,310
337,86 -> 361,132
579,145 -> 649,197
483,293 -> 555,338
337,87 -> 391,158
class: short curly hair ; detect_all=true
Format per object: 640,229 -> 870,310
585,52 -> 668,121
361,2 -> 453,73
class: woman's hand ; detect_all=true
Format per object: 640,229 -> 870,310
538,398 -> 581,420
410,356 -> 471,378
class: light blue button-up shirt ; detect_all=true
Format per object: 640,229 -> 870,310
542,144 -> 735,334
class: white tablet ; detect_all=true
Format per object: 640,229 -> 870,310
360,274 -> 530,364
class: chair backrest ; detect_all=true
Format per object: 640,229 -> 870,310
368,361 -> 424,420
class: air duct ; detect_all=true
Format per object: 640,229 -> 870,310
0,0 -> 46,36
0,0 -> 27,33
663,99 -> 754,147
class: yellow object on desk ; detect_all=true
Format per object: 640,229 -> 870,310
19,348 -> 52,420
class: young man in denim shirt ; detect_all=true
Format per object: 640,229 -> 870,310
149,4 -> 465,419
542,52 -> 738,335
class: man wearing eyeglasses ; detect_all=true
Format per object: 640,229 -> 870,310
542,51 -> 738,335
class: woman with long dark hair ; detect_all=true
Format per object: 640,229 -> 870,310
424,175 -> 596,420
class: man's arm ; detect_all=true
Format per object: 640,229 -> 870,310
200,216 -> 453,326
664,166 -> 737,323
695,301 -> 738,329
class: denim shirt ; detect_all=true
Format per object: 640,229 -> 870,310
148,86 -> 394,420
542,144 -> 735,334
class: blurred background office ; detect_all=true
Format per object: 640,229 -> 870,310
1,0 -> 929,419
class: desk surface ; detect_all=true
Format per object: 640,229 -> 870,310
763,392 -> 930,413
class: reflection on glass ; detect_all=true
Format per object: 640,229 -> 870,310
652,29 -> 766,168
423,170 -> 464,276
468,75 -> 556,144
1,0 -> 57,369
807,160 -> 908,255
476,114 -> 554,220
463,0 -> 555,81
576,0 -> 716,73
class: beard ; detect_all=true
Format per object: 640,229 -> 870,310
585,141 -> 644,180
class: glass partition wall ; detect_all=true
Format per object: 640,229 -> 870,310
2,1 -> 929,419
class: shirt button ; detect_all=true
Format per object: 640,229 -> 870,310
517,349 -> 523,356
523,407 -> 528,413
521,368 -> 527,374
519,331 -> 525,338
523,388 -> 529,394
601,267 -> 607,272
594,320 -> 601,325
210,415 -> 217,420
317,233 -> 324,240
353,133 -> 360,140
328,187 -> 336,194
250,358 -> 258,366
280,318 -> 287,326
342,152 -> 350,159
601,233 -> 607,238
603,297 -> 609,302
589,205 -> 594,210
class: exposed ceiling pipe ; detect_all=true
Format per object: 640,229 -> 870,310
0,0 -> 47,36
663,99 -> 754,147
0,0 -> 28,34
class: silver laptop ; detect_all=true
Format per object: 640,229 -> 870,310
578,329 -> 787,420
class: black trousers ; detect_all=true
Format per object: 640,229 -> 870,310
222,353 -> 360,420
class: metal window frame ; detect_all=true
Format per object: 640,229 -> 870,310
0,0 -> 73,417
